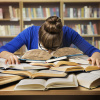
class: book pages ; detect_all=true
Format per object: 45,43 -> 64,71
14,79 -> 46,90
90,70 -> 100,75
0,73 -> 24,85
50,66 -> 84,72
45,74 -> 78,88
69,55 -> 89,64
76,72 -> 100,89
31,70 -> 67,78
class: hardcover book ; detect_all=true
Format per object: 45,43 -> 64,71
14,74 -> 78,90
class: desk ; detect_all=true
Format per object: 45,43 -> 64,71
0,83 -> 100,100
0,84 -> 100,95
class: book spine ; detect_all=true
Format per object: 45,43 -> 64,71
0,8 -> 3,19
33,8 -> 37,18
9,6 -> 13,19
93,24 -> 98,35
70,8 -> 73,18
43,8 -> 46,18
56,7 -> 59,17
31,8 -> 34,18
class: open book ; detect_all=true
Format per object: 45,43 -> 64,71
0,63 -> 48,70
68,55 -> 89,64
0,73 -> 24,85
76,70 -> 100,89
1,69 -> 67,78
30,61 -> 79,67
14,74 -> 78,90
50,65 -> 100,72
20,47 -> 83,63
0,58 -> 48,70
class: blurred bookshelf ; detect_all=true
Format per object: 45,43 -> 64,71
0,0 -> 100,56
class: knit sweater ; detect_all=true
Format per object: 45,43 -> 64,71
0,25 -> 100,57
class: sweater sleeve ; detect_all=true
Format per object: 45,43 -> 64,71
0,27 -> 32,53
67,27 -> 100,57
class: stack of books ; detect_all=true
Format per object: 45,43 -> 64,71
0,47 -> 100,90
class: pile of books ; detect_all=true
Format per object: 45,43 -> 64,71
0,47 -> 100,90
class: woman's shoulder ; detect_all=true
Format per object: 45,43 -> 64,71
62,25 -> 75,34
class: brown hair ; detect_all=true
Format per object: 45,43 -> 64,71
39,16 -> 63,51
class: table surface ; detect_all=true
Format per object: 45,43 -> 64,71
0,84 -> 100,95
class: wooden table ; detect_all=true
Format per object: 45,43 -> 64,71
0,84 -> 100,95
0,83 -> 100,100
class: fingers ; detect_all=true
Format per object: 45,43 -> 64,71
5,55 -> 19,64
5,59 -> 8,64
87,57 -> 91,61
13,55 -> 20,64
90,58 -> 100,68
96,59 -> 100,68
91,58 -> 96,66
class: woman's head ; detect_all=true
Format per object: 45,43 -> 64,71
39,16 -> 63,51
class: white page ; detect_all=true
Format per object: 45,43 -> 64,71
0,58 -> 48,70
0,73 -> 17,76
50,65 -> 83,72
69,55 -> 89,64
0,58 -> 6,63
76,73 -> 100,89
14,79 -> 46,90
45,74 -> 78,88
36,69 -> 66,74
90,70 -> 100,76
69,59 -> 89,64
8,63 -> 48,70
80,64 -> 91,69
0,58 -> 8,69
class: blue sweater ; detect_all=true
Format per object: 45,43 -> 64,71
0,25 -> 100,57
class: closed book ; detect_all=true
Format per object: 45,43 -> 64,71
56,7 -> 59,17
9,6 -> 13,19
43,8 -> 46,18
70,8 -> 73,18
50,8 -> 54,16
93,24 -> 98,35
31,8 -> 34,18
33,8 -> 37,18
22,8 -> 26,19
0,8 -> 3,19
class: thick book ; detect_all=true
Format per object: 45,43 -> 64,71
0,73 -> 24,85
0,59 -> 48,70
76,70 -> 100,89
14,74 -> 78,91
20,47 -> 83,63
50,65 -> 100,72
1,69 -> 67,79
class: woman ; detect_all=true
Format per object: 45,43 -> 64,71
0,16 -> 100,67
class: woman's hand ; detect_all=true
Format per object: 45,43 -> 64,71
0,51 -> 20,64
5,54 -> 20,64
87,52 -> 100,68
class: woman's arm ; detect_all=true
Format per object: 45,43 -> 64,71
0,26 -> 32,64
0,51 -> 19,64
66,26 -> 100,67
